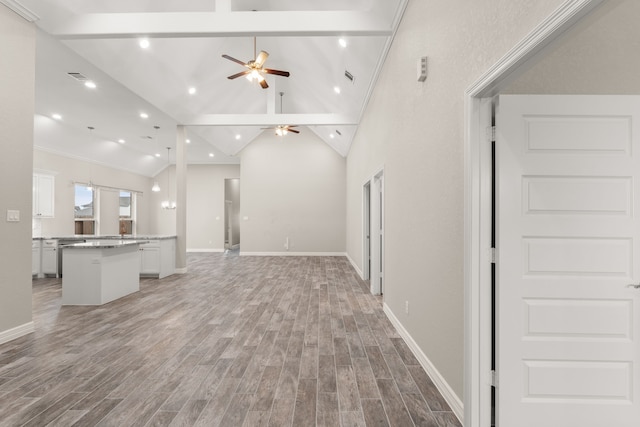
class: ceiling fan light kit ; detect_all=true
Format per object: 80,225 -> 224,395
222,37 -> 290,89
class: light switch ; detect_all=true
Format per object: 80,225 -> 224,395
6,210 -> 20,222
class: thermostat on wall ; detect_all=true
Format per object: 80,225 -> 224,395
417,56 -> 427,82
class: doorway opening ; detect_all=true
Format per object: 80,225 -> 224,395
364,170 -> 384,296
224,179 -> 240,251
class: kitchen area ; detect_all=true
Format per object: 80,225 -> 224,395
32,160 -> 178,306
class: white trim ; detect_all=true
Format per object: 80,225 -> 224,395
463,1 -> 604,426
187,248 -> 224,253
0,322 -> 34,345
175,267 -> 187,274
384,303 -> 463,422
346,253 -> 364,279
0,0 -> 39,22
240,252 -> 347,257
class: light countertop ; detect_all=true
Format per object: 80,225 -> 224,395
61,240 -> 149,249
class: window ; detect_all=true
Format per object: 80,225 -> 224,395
74,184 -> 95,234
119,190 -> 134,235
119,191 -> 131,218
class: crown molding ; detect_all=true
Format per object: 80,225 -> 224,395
0,0 -> 39,22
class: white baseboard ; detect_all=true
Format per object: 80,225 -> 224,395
240,251 -> 347,257
175,267 -> 187,274
186,248 -> 224,253
0,322 -> 34,346
346,253 -> 364,279
383,303 -> 464,423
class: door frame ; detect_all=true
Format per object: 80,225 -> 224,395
463,1 -> 604,425
225,200 -> 233,250
363,181 -> 371,281
363,168 -> 385,295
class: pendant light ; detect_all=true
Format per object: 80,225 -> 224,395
161,147 -> 176,210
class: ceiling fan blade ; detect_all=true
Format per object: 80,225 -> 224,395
227,70 -> 251,80
259,79 -> 269,89
255,50 -> 269,67
264,68 -> 290,77
288,128 -> 300,134
222,54 -> 249,67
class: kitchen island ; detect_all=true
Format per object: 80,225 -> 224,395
61,240 -> 147,305
33,235 -> 176,279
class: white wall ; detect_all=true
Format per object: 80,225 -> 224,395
0,5 -> 35,339
186,164 -> 241,251
346,0 -> 565,400
33,149 -> 152,237
241,131 -> 346,254
504,0 -> 640,95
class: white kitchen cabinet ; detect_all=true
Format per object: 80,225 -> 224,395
32,240 -> 41,276
41,239 -> 58,276
139,242 -> 160,275
33,173 -> 55,218
138,238 -> 175,278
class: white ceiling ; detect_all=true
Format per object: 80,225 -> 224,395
9,0 -> 407,176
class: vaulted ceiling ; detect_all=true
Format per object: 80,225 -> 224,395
9,0 -> 407,176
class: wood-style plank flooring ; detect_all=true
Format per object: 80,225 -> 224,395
0,252 -> 461,426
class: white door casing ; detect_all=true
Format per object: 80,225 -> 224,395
363,181 -> 371,281
371,171 -> 384,295
496,95 -> 640,426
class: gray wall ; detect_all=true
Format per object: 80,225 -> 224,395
346,0 -> 565,400
186,164 -> 241,251
241,131 -> 346,254
505,0 -> 640,95
0,5 -> 35,338
33,149 -> 152,237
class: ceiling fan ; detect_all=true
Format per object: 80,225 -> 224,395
262,92 -> 300,136
222,37 -> 290,89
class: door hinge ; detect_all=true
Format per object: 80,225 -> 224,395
486,125 -> 496,143
490,247 -> 496,263
490,370 -> 498,387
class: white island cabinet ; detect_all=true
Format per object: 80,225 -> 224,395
138,238 -> 175,279
61,240 -> 145,305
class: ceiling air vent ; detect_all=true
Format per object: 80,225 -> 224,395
67,72 -> 89,82
335,130 -> 342,136
344,70 -> 355,83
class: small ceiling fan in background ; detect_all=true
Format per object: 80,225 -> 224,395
262,92 -> 300,136
222,37 -> 290,89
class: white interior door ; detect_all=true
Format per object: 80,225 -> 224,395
496,95 -> 640,427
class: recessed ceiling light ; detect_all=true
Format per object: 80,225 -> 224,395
330,133 -> 335,139
118,139 -> 125,144
155,153 -> 161,157
84,81 -> 97,89
334,86 -> 341,94
186,139 -> 191,144
139,38 -> 150,49
209,153 -> 215,158
140,112 -> 149,119
338,38 -> 347,48
235,134 -> 241,140
188,87 -> 196,95
52,114 -> 62,120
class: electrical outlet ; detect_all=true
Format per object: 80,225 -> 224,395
405,300 -> 409,314
6,210 -> 20,222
